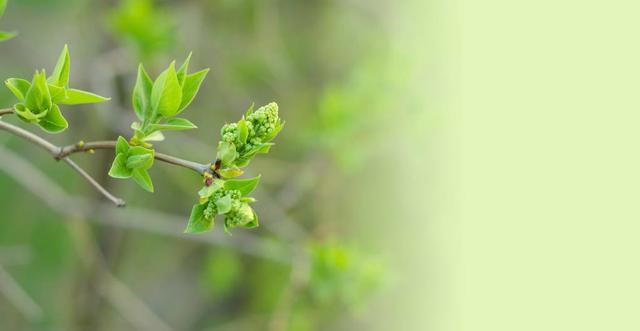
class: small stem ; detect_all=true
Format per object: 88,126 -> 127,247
58,141 -> 211,175
0,114 -> 214,207
0,120 -> 60,155
0,108 -> 14,116
63,158 -> 126,207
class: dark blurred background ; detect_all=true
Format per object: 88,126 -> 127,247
0,0 -> 429,330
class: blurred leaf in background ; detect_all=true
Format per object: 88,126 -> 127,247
108,0 -> 175,61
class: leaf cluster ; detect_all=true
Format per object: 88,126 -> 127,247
4,45 -> 110,132
0,0 -> 15,42
109,54 -> 208,191
108,137 -> 155,192
129,53 -> 208,146
186,176 -> 260,234
184,103 -> 284,234
308,242 -> 385,310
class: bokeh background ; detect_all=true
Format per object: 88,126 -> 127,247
0,0 -> 429,330
7,0 -> 638,331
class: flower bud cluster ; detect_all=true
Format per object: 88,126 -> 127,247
219,102 -> 281,156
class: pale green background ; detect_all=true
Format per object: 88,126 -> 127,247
393,0 -> 640,330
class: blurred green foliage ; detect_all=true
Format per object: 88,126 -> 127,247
0,0 -> 403,330
108,0 -> 175,61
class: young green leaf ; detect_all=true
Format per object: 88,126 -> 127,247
47,45 -> 70,87
148,118 -> 197,131
218,141 -> 237,167
0,0 -> 7,18
127,146 -> 154,169
126,153 -> 153,169
185,204 -> 213,234
0,0 -> 16,42
223,176 -> 261,196
244,210 -> 259,229
109,153 -> 132,178
131,168 -> 154,192
25,71 -> 52,112
132,64 -> 153,121
13,103 -> 46,123
176,52 -> 192,86
38,104 -> 68,133
178,68 -> 209,113
48,84 -> 67,103
58,89 -> 110,105
5,78 -> 31,100
237,118 -> 248,144
151,62 -> 182,117
218,167 -> 244,179
215,195 -> 233,215
0,31 -> 15,42
198,180 -> 224,200
116,136 -> 130,155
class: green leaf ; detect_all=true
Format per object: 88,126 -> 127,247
0,31 -> 16,42
237,118 -> 248,144
127,146 -> 154,169
0,0 -> 7,18
244,209 -> 259,229
184,204 -> 213,234
263,121 -> 285,142
5,78 -> 31,100
0,0 -> 15,42
39,104 -> 68,133
25,71 -> 52,112
48,84 -> 67,103
47,45 -> 70,87
177,52 -> 192,86
142,130 -> 165,142
151,62 -> 182,117
132,64 -> 153,121
13,103 -> 46,123
149,118 -> 197,131
178,68 -> 209,113
257,142 -> 275,154
245,103 -> 255,116
108,153 -> 133,178
224,175 -> 261,196
116,136 -> 130,154
131,168 -> 154,192
58,89 -> 110,105
218,167 -> 244,179
215,195 -> 232,215
198,180 -> 224,199
218,141 -> 237,167
126,153 -> 153,169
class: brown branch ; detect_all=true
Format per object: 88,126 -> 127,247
0,108 -> 14,116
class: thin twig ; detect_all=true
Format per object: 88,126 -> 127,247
57,140 -> 211,175
0,119 -> 124,206
0,264 -> 43,322
0,145 -> 292,263
0,108 -> 14,116
0,116 -> 212,206
63,158 -> 126,207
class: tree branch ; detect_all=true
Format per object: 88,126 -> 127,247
56,140 -> 211,175
0,112 -> 214,206
63,158 -> 126,207
0,119 -> 125,206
